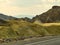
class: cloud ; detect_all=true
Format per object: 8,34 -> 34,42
0,0 -> 60,16
10,0 -> 41,7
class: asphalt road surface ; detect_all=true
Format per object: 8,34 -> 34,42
25,37 -> 60,45
0,36 -> 60,45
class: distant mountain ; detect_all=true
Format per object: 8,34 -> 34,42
32,6 -> 60,23
0,14 -> 18,25
0,14 -> 17,21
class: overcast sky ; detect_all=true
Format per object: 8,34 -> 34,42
0,0 -> 60,17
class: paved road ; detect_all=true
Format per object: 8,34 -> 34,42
25,37 -> 60,45
0,36 -> 60,45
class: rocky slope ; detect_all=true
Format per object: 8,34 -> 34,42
32,6 -> 60,23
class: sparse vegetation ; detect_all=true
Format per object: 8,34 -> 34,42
0,19 -> 60,41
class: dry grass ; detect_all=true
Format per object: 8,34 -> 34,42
34,22 -> 60,26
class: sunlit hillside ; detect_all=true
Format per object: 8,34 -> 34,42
34,22 -> 60,26
0,19 -> 60,40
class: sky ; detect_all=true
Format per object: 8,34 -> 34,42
0,0 -> 60,18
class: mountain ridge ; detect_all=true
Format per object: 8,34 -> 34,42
32,6 -> 60,23
1,6 -> 60,23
